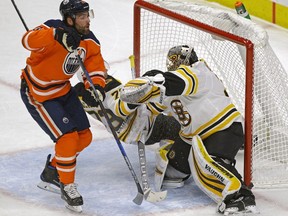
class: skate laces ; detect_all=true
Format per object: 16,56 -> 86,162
64,183 -> 81,199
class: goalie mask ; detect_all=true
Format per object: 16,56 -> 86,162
166,45 -> 198,71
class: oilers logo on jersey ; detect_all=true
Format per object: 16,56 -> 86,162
63,48 -> 86,75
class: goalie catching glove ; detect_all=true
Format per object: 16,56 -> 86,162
120,73 -> 165,104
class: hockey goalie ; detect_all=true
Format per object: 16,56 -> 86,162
120,45 -> 259,215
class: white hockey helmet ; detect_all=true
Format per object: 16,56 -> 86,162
166,45 -> 198,71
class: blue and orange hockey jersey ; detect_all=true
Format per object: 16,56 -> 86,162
21,19 -> 106,102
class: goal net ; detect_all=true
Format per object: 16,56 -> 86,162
133,0 -> 288,187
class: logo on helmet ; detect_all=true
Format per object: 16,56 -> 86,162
166,45 -> 198,71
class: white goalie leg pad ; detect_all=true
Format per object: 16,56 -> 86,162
154,141 -> 186,191
154,143 -> 170,191
188,135 -> 241,203
120,75 -> 165,104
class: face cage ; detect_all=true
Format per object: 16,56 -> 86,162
166,46 -> 195,71
166,53 -> 192,71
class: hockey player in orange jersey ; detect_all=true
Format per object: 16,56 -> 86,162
19,0 -> 106,212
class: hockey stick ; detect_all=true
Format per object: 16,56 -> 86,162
137,141 -> 168,202
11,0 -> 144,205
129,55 -> 168,202
75,53 -> 144,205
11,0 -> 63,196
11,0 -> 29,31
129,55 -> 136,79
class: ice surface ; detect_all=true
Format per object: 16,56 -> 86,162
1,0 -> 288,215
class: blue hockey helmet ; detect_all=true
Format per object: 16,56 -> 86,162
59,0 -> 90,20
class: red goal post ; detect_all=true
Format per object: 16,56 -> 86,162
133,0 -> 288,188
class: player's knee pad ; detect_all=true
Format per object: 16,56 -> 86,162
188,135 -> 241,203
77,128 -> 92,153
56,131 -> 79,157
55,131 -> 79,184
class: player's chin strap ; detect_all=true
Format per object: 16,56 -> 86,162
188,135 -> 241,203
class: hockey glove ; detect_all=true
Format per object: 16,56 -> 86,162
81,85 -> 105,107
54,26 -> 81,52
74,82 -> 86,97
143,69 -> 164,78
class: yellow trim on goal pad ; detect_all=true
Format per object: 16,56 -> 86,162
192,136 -> 241,198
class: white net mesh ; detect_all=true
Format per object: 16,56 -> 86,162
135,0 -> 288,187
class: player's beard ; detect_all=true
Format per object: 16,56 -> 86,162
76,25 -> 90,35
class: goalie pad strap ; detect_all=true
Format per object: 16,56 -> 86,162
189,135 -> 241,203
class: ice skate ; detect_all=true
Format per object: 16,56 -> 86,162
218,193 -> 259,215
60,183 -> 83,213
162,177 -> 185,189
162,163 -> 190,189
37,154 -> 60,194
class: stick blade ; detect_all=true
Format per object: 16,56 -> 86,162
144,189 -> 168,203
133,192 -> 144,205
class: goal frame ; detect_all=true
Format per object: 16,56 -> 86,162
133,0 -> 254,187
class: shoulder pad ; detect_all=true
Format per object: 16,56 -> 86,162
43,19 -> 64,28
105,75 -> 122,92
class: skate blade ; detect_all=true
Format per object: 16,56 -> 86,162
37,181 -> 61,194
162,179 -> 184,189
223,206 -> 260,215
245,205 -> 260,214
65,204 -> 83,213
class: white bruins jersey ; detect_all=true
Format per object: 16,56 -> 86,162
80,75 -> 156,144
145,60 -> 243,142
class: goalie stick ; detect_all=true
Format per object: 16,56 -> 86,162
129,55 -> 168,202
11,0 -> 145,206
137,141 -> 168,202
